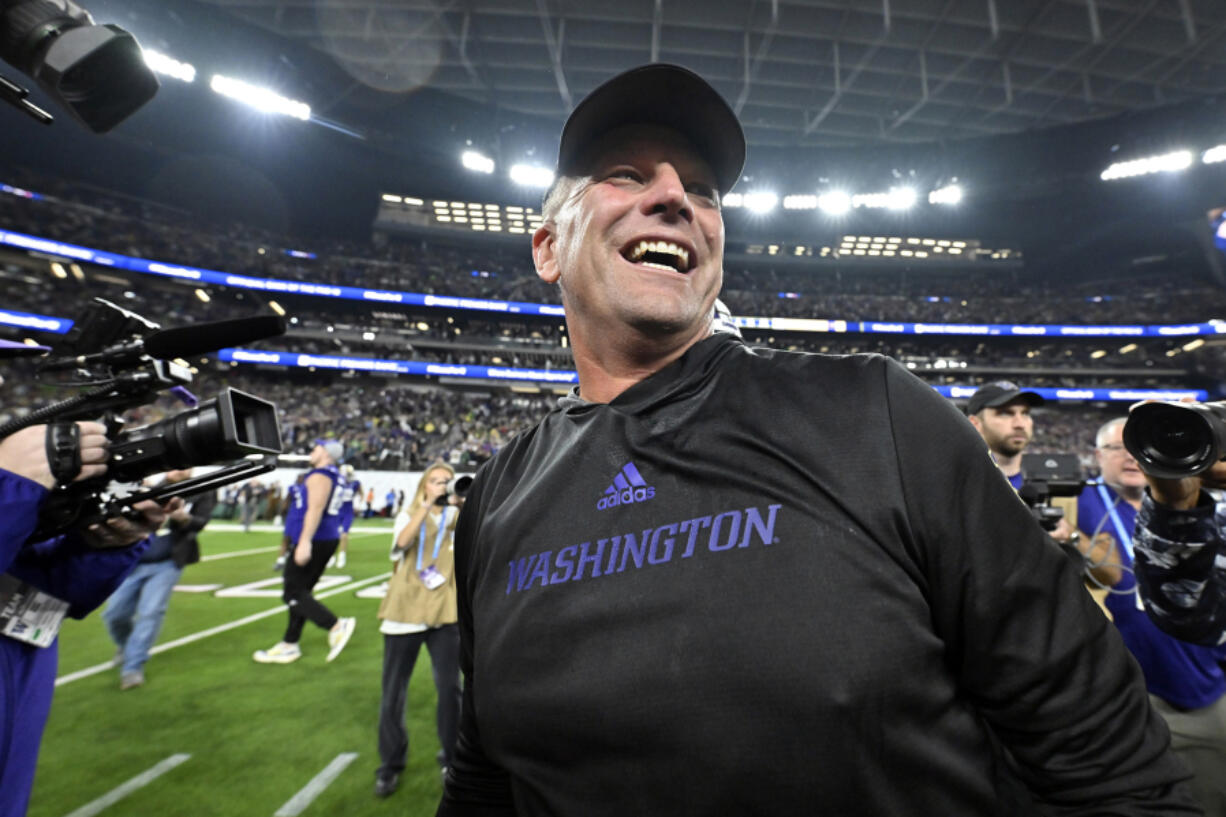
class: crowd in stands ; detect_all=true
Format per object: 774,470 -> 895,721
5,165 -> 1226,327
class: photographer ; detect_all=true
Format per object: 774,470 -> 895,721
1,405 -> 174,817
1077,416 -> 1226,817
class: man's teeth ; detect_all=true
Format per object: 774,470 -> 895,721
627,240 -> 690,271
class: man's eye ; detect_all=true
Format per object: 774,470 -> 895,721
609,169 -> 642,182
687,184 -> 718,204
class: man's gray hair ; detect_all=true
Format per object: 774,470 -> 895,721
1095,417 -> 1128,449
541,175 -> 580,223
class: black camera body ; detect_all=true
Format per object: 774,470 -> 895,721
1018,453 -> 1086,532
0,298 -> 285,542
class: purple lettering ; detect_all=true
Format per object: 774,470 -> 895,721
648,523 -> 678,564
679,516 -> 713,558
708,511 -> 742,552
741,504 -> 782,547
573,540 -> 606,580
550,545 -> 577,584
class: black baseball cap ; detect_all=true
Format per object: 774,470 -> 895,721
557,63 -> 746,195
967,381 -> 1044,415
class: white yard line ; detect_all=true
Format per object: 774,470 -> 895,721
200,530 -> 388,562
273,753 -> 359,817
61,753 -> 191,817
55,574 -> 391,687
199,546 -> 279,561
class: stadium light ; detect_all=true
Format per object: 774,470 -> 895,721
209,74 -> 311,120
1100,150 -> 1193,181
509,164 -> 554,188
722,193 -> 744,208
142,49 -> 195,83
1204,145 -> 1226,165
782,194 -> 818,210
928,184 -> 962,205
462,150 -> 495,174
886,187 -> 917,210
817,191 -> 851,215
743,192 -> 778,214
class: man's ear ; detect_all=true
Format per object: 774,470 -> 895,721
533,223 -> 560,285
968,413 -> 982,432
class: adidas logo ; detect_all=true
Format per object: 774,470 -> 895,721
596,461 -> 657,510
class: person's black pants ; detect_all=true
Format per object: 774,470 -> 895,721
376,625 -> 461,778
282,538 -> 339,643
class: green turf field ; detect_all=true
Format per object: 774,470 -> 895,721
29,519 -> 451,817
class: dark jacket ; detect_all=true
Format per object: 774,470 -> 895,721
167,489 -> 217,569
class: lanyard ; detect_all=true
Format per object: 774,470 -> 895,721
416,506 -> 450,572
1095,484 -> 1134,561
1095,483 -> 1144,610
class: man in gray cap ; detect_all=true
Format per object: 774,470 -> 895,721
437,64 -> 1196,816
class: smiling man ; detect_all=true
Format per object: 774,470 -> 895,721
436,65 -> 1197,816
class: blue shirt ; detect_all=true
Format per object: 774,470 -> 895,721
1078,481 -> 1226,709
283,483 -> 307,542
304,466 -> 343,542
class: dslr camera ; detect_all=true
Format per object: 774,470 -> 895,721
1123,401 -> 1226,479
0,298 -> 284,542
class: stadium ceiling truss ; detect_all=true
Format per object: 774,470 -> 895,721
197,0 -> 1226,149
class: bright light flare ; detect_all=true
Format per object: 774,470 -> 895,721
143,49 -> 195,83
817,191 -> 851,215
743,191 -> 779,214
1100,150 -> 1193,181
928,184 -> 962,205
462,150 -> 495,174
1203,145 -> 1226,165
782,194 -> 817,210
210,74 -> 311,120
509,164 -> 554,188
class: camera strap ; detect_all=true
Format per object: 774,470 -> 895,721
44,422 -> 82,486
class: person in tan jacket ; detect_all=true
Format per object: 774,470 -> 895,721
374,462 -> 463,798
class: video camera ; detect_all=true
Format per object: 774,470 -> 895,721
1124,401 -> 1226,479
0,298 -> 286,542
1017,453 -> 1086,533
0,0 -> 159,131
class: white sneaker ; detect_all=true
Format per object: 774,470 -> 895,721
326,556 -> 336,568
326,617 -> 356,662
253,642 -> 301,664
336,551 -> 347,569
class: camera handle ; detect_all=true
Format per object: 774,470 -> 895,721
105,459 -> 277,516
0,72 -> 52,124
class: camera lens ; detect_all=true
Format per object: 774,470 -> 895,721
1144,414 -> 1211,464
1124,402 -> 1219,478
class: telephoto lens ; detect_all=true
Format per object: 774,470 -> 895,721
1123,401 -> 1226,480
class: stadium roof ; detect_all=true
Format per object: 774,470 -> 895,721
199,0 -> 1226,149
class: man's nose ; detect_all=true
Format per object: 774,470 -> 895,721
641,164 -> 693,222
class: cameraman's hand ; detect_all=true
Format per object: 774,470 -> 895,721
0,422 -> 108,489
1050,517 -> 1075,544
82,497 -> 182,549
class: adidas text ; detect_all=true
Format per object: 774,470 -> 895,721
597,486 -> 656,510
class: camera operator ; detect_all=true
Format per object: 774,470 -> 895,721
1077,416 -> 1226,817
0,396 -> 175,817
